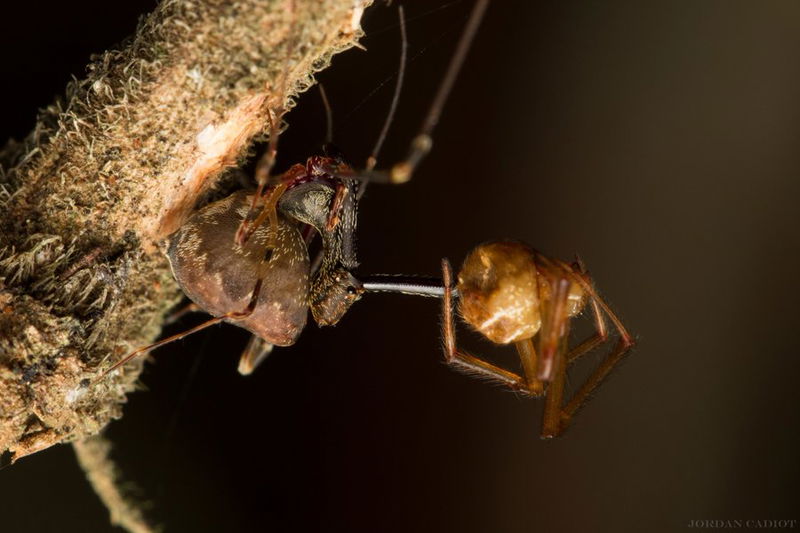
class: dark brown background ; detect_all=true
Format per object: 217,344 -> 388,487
2,1 -> 799,532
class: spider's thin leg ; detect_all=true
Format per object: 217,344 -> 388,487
243,181 -> 289,254
534,258 -> 635,435
560,337 -> 633,430
515,338 -> 545,396
566,266 -> 608,364
365,5 -> 407,174
235,109 -> 286,246
538,253 -> 624,366
328,0 -> 489,186
539,278 -> 572,438
558,281 -> 635,430
536,274 -> 572,381
355,3 -> 406,203
237,334 -> 274,376
440,259 -> 529,391
236,163 -> 304,256
95,315 -> 227,383
389,0 -> 489,184
562,258 -> 634,344
59,246 -> 104,280
324,181 -> 349,231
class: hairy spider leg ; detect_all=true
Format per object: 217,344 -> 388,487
441,258 -> 533,392
560,256 -> 610,364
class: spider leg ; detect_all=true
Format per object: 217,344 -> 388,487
234,111 -> 285,247
441,259 -> 534,393
237,334 -> 274,376
241,181 -> 289,253
234,162 -> 304,254
325,0 -> 489,187
539,278 -> 572,438
559,279 -> 635,431
536,273 -> 573,381
561,259 -> 634,344
389,0 -> 489,184
567,301 -> 607,364
561,338 -> 633,426
324,181 -> 350,231
565,264 -> 609,364
545,261 -> 635,437
515,338 -> 545,397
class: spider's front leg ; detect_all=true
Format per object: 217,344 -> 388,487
234,110 -> 291,248
234,163 -> 307,257
440,259 -> 542,396
538,277 -> 573,438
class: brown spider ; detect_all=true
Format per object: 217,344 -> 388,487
443,241 -> 634,438
356,240 -> 634,438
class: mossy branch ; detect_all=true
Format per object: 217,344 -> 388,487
0,0 -> 369,461
73,435 -> 156,533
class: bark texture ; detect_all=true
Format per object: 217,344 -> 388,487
0,0 -> 369,461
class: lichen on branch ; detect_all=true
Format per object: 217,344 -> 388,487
0,0 -> 369,461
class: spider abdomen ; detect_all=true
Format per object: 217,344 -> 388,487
167,191 -> 310,346
456,241 -> 542,344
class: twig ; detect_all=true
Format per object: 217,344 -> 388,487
73,435 -> 157,533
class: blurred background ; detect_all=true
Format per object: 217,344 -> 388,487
1,1 -> 799,531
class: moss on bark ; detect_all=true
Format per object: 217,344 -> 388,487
0,0 -> 369,461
